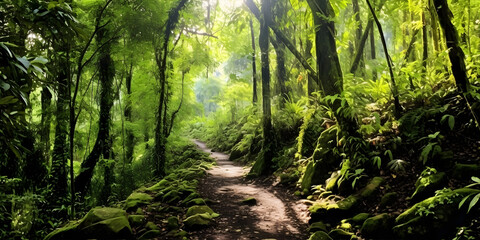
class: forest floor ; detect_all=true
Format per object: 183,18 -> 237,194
190,140 -> 309,240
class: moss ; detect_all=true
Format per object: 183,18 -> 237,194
166,216 -> 179,230
309,195 -> 360,223
325,171 -> 340,191
124,193 -> 153,211
360,213 -> 394,238
359,177 -> 384,198
410,171 -> 446,201
379,192 -> 398,208
184,213 -> 218,229
186,205 -> 218,218
145,179 -> 170,193
186,198 -> 207,206
81,216 -> 133,239
128,215 -> 145,228
138,230 -> 161,240
145,221 -> 159,231
309,222 -> 327,233
453,164 -> 480,179
308,231 -> 333,240
328,229 -> 354,240
351,213 -> 369,224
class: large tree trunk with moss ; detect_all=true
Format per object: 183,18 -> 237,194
433,0 -> 469,92
51,52 -> 69,202
153,0 -> 189,177
250,0 -> 274,176
75,26 -> 115,196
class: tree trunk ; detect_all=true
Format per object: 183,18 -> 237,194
40,87 -> 52,169
369,20 -> 377,81
422,11 -> 428,75
249,18 -> 258,104
273,39 -> 288,105
153,0 -> 189,177
306,37 -> 315,96
124,63 -> 134,164
51,54 -> 69,202
75,26 -> 115,196
433,0 -> 469,92
352,0 -> 365,76
250,0 -> 274,176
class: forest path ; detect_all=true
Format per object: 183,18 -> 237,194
191,140 -> 309,240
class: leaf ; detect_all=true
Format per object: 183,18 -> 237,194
31,57 -> 48,65
16,56 -> 30,70
472,176 -> 480,183
467,193 -> 480,213
0,96 -> 18,105
459,194 -> 473,209
0,81 -> 10,91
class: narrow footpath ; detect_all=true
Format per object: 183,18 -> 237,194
191,140 -> 309,240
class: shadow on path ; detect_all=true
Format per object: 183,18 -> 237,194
191,140 -> 309,240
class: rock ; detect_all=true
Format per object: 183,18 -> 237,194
359,177 -> 384,198
241,197 -> 257,206
81,216 -> 132,239
453,164 -> 480,179
183,192 -> 201,203
45,207 -> 133,240
138,230 -> 161,240
186,205 -> 218,218
361,213 -> 394,238
328,229 -> 354,240
309,195 -> 360,223
351,213 -> 370,224
166,216 -> 179,230
128,215 -> 145,228
184,213 -> 217,229
309,231 -> 333,240
145,221 -> 160,231
186,198 -> 207,206
325,171 -> 341,191
379,192 -> 398,208
145,179 -> 170,193
124,192 -> 153,211
309,222 -> 327,233
393,188 -> 480,239
411,170 -> 446,202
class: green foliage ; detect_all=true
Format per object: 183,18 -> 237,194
417,132 -> 443,165
458,177 -> 480,213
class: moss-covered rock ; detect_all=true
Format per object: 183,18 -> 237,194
453,163 -> 480,179
185,198 -> 207,206
128,215 -> 145,228
81,216 -> 132,239
186,205 -> 218,218
44,207 -> 132,240
411,170 -> 446,202
124,192 -> 153,211
360,213 -> 394,238
138,230 -> 161,240
328,229 -> 354,240
184,213 -> 218,229
393,188 -> 480,239
325,171 -> 341,192
351,213 -> 370,224
309,231 -> 333,240
145,221 -> 160,231
359,177 -> 384,198
379,192 -> 398,209
309,195 -> 360,223
309,222 -> 327,233
167,216 -> 179,230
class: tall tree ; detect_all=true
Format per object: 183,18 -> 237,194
433,0 -> 469,92
75,24 -> 115,196
249,18 -> 258,104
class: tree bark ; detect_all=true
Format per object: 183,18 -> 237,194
433,0 -> 469,92
352,0 -> 365,76
249,18 -> 258,104
75,26 -> 115,196
422,11 -> 428,75
40,87 -> 52,169
124,63 -> 134,164
369,19 -> 377,81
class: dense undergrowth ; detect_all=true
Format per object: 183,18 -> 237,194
187,76 -> 480,239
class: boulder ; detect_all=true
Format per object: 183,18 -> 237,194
359,177 -> 384,198
308,222 -> 327,233
410,170 -> 446,202
128,215 -> 145,228
167,216 -> 179,230
379,192 -> 398,209
351,213 -> 370,224
393,188 -> 480,239
184,213 -> 218,229
124,192 -> 153,211
308,231 -> 333,240
328,229 -> 354,240
186,198 -> 207,206
309,195 -> 360,223
360,213 -> 394,238
44,207 -> 133,240
186,205 -> 218,218
453,164 -> 480,179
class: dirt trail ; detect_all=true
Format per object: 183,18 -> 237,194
191,140 -> 309,240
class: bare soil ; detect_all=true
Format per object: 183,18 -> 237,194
190,140 -> 310,240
